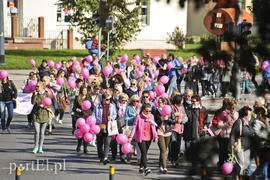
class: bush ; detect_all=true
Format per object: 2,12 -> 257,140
166,27 -> 187,49
186,35 -> 201,44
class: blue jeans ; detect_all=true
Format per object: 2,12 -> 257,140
252,162 -> 268,180
242,80 -> 251,93
88,49 -> 98,55
1,101 -> 14,130
167,76 -> 178,98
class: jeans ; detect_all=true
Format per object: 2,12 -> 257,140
242,80 -> 251,93
171,132 -> 183,161
157,135 -> 171,169
137,140 -> 152,169
252,162 -> 268,180
33,122 -> 47,148
167,76 -> 178,98
1,101 -> 14,130
88,49 -> 98,55
96,132 -> 112,159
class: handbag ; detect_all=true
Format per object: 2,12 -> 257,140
107,120 -> 119,136
233,120 -> 242,153
59,97 -> 66,111
121,118 -> 132,136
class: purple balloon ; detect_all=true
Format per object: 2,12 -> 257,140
74,129 -> 84,139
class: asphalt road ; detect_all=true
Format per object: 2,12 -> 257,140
0,70 -> 262,180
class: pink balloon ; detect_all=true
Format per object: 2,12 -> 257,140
161,105 -> 172,116
81,68 -> 89,79
82,100 -> 91,110
83,133 -> 93,142
153,70 -> 159,77
48,60 -> 55,68
160,93 -> 169,98
86,116 -> 96,126
0,70 -> 8,80
24,85 -> 32,93
138,65 -> 145,72
149,91 -> 155,100
80,124 -> 90,134
153,56 -> 160,64
29,59 -> 36,67
121,142 -> 132,154
218,111 -> 228,122
55,63 -> 61,70
134,55 -> 140,63
262,61 -> 269,67
155,85 -> 165,96
116,134 -> 128,145
42,97 -> 52,107
90,125 -> 100,135
182,68 -> 188,74
221,162 -> 233,175
167,62 -> 174,69
103,65 -> 112,77
261,64 -> 268,71
76,118 -> 85,128
73,60 -> 80,66
56,77 -> 64,86
68,79 -> 76,89
159,76 -> 169,84
86,55 -> 93,63
121,54 -> 128,64
74,129 -> 84,139
136,71 -> 143,78
29,81 -> 37,92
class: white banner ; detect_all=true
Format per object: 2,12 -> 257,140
14,93 -> 34,115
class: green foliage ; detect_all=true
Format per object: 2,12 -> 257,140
186,35 -> 201,44
186,34 -> 216,44
166,27 -> 187,49
58,0 -> 144,55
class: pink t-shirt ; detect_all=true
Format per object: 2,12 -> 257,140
142,121 -> 152,141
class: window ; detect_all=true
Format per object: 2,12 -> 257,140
56,4 -> 71,23
136,1 -> 149,26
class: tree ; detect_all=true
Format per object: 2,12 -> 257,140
58,0 -> 146,55
166,27 -> 186,49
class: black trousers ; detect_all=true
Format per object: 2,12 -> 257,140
137,140 -> 152,169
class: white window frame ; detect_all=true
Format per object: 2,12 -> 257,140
55,3 -> 72,24
136,1 -> 149,26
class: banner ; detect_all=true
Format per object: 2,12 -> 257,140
14,93 -> 34,115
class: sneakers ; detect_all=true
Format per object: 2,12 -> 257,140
59,120 -> 62,124
144,168 -> 151,176
139,168 -> 144,173
163,168 -> 168,174
32,146 -> 39,154
6,127 -> 11,134
1,129 -> 6,134
248,91 -> 252,94
103,158 -> 110,165
38,147 -> 43,154
159,166 -> 164,172
201,96 -> 206,100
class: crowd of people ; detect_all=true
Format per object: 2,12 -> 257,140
1,51 -> 270,179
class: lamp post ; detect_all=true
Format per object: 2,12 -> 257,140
0,0 -> 5,65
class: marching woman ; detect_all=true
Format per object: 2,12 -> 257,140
0,76 -> 17,133
153,97 -> 176,174
93,93 -> 117,165
31,81 -> 53,153
170,95 -> 188,168
128,103 -> 158,176
73,85 -> 92,153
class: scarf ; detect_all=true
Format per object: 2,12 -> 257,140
117,101 -> 126,118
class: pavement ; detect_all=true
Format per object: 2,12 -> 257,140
0,70 -> 264,180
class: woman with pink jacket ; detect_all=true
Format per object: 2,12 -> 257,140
128,103 -> 158,176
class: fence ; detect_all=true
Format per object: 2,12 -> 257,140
44,30 -> 68,49
18,18 -> 38,38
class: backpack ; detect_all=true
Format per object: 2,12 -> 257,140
85,40 -> 93,50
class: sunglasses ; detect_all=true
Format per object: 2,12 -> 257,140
143,96 -> 149,98
105,99 -> 110,101
145,110 -> 151,113
132,100 -> 139,103
92,82 -> 96,84
131,83 -> 136,85
191,100 -> 197,103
